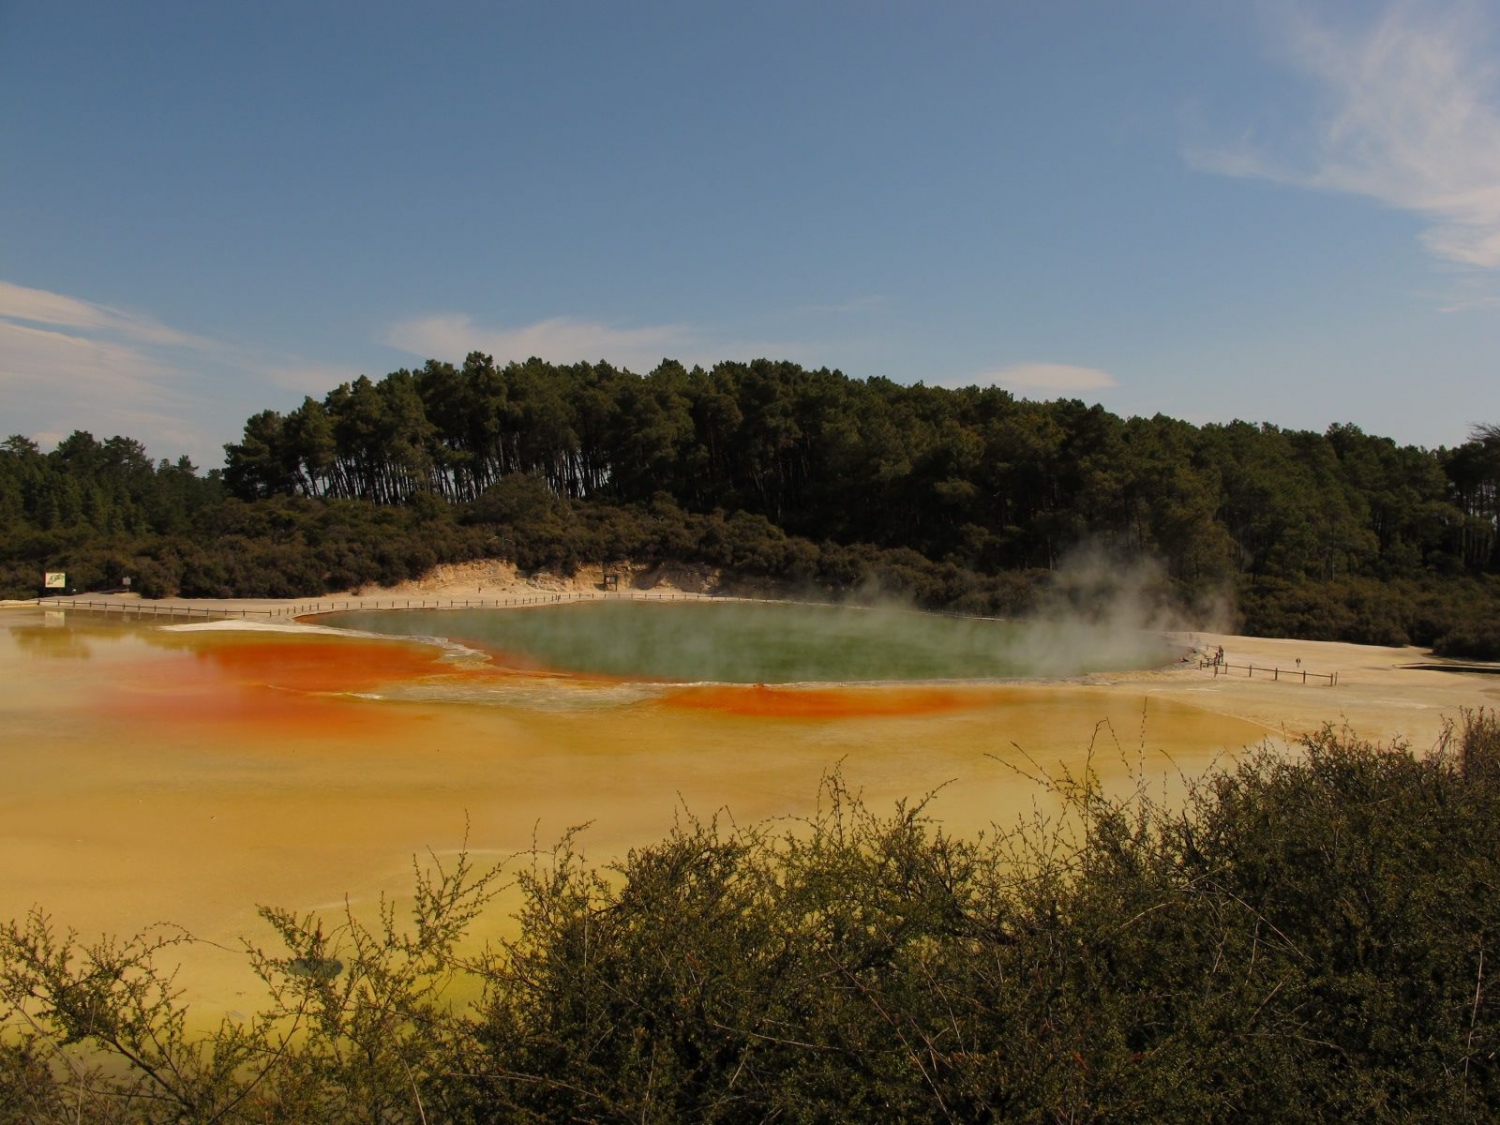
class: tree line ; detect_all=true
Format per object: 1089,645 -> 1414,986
222,354 -> 1500,583
3,354 -> 1500,653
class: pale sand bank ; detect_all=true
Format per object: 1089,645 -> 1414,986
1135,630 -> 1500,750
166,618 -> 359,635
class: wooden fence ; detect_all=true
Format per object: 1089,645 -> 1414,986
34,589 -> 716,621
1200,658 -> 1338,686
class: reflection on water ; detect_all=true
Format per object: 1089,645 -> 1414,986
11,619 -> 93,659
0,606 -> 1264,1020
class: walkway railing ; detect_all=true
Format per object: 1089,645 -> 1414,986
1200,658 -> 1337,686
34,589 -> 718,621
37,599 -> 315,620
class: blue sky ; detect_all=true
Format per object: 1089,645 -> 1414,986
3,0 -> 1499,465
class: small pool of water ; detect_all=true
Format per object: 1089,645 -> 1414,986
317,600 -> 1175,683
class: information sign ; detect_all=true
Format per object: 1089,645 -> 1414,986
43,572 -> 66,589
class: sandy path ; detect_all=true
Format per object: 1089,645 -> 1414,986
1100,630 -> 1500,751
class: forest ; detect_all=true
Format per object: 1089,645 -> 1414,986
2,353 -> 1499,654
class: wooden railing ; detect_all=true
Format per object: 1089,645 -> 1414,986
34,589 -> 717,621
37,599 -> 314,620
1200,658 -> 1337,686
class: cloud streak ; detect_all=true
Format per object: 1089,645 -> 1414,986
943,363 -> 1117,394
0,279 -> 339,463
264,362 -> 371,395
383,311 -> 847,377
1191,1 -> 1500,269
0,316 -> 213,459
0,279 -> 215,350
0,284 -> 202,444
0,319 -> 178,401
385,314 -> 695,374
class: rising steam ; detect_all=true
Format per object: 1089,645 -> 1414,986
319,547 -> 1232,686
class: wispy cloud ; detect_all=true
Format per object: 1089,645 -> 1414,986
385,314 -> 694,374
0,319 -> 178,401
0,279 -> 215,350
1190,1 -> 1500,269
794,294 -> 892,316
0,317 -> 218,459
383,311 -> 846,376
0,279 -> 347,463
0,283 -> 203,451
264,362 -> 371,395
943,363 -> 1117,394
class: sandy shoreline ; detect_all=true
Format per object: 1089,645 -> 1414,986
1123,630 -> 1499,750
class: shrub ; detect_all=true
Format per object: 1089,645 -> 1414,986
8,717 -> 1500,1120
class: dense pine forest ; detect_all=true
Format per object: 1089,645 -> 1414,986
3,353 -> 1499,654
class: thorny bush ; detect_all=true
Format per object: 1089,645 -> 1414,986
5,713 -> 1500,1122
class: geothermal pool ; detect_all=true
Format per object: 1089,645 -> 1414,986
0,604 -> 1261,1020
317,600 -> 1177,683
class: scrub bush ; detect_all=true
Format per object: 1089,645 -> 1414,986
5,714 -> 1500,1121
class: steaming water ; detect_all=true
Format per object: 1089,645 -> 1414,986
0,606 -> 1259,1024
317,601 -> 1176,682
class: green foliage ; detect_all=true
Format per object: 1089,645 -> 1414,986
8,716 -> 1500,1120
7,382 -> 1500,652
1238,572 -> 1500,654
215,358 -> 1496,583
205,367 -> 1500,642
0,847 -> 507,1124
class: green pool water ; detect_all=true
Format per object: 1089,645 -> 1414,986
318,600 -> 1175,683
